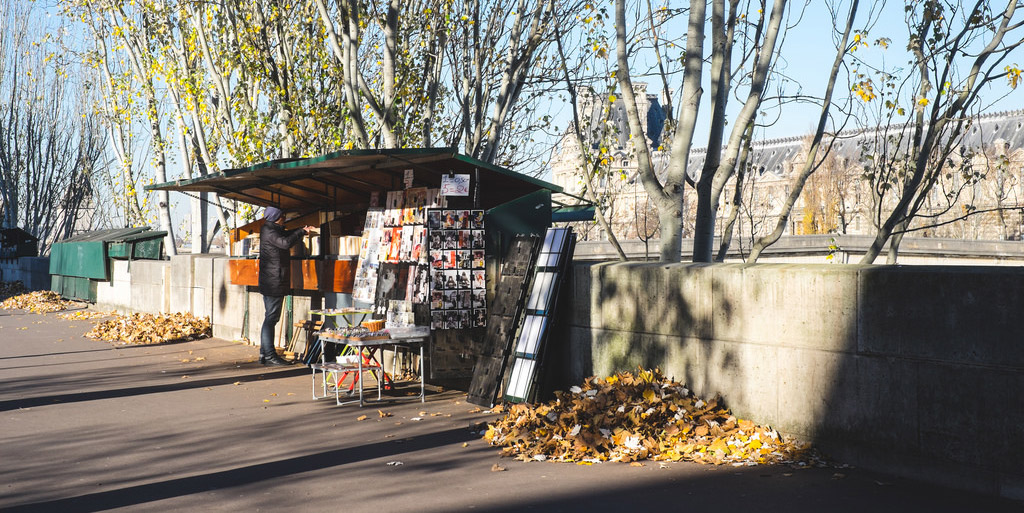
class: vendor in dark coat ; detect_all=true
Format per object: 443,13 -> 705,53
258,206 -> 314,365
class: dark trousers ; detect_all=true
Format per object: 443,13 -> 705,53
261,295 -> 284,357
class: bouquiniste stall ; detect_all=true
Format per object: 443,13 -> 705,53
147,148 -> 575,400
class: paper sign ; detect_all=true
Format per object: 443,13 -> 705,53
440,174 -> 470,196
404,169 -> 415,189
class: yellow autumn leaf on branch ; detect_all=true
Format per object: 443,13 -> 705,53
1006,65 -> 1021,88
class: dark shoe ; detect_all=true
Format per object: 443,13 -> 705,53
262,355 -> 293,366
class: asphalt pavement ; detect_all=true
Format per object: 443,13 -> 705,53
1,306 -> 1020,512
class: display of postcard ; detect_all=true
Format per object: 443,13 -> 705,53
429,249 -> 443,269
442,210 -> 457,229
432,269 -> 447,290
458,290 -> 472,309
405,264 -> 417,301
410,264 -> 430,304
424,207 -> 485,329
390,227 -> 403,262
369,191 -> 381,208
431,311 -> 444,330
412,226 -> 427,262
399,225 -> 414,261
387,300 -> 415,327
445,310 -> 460,330
384,191 -> 402,226
353,209 -> 385,302
443,270 -> 458,290
456,250 -> 470,270
425,188 -> 444,208
443,230 -> 457,250
405,188 -> 427,223
457,270 -> 471,289
427,210 -> 441,230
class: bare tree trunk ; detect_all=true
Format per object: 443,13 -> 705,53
693,0 -> 787,262
886,219 -> 908,264
615,0 -> 706,262
716,119 -> 756,261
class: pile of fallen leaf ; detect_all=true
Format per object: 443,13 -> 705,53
0,290 -> 71,313
86,312 -> 212,345
485,369 -> 817,466
58,310 -> 115,321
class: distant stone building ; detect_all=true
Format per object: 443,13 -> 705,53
551,88 -> 1024,244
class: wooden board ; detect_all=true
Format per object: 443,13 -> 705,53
227,258 -> 355,293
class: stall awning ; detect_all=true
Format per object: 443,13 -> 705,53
145,148 -> 563,212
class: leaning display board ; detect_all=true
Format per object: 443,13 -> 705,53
467,234 -> 539,407
503,227 -> 576,404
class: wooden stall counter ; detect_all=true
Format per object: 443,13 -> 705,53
227,258 -> 356,293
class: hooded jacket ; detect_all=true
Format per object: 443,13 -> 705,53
258,220 -> 306,296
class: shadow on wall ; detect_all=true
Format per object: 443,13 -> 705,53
557,261 -> 1024,500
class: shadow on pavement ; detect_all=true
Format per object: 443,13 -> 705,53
1,427 -> 476,513
0,367 -> 309,411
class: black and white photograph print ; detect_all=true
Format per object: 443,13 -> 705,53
474,308 -> 487,328
472,230 -> 485,249
457,250 -> 471,269
458,290 -> 472,310
431,311 -> 444,330
433,269 -> 446,289
445,270 -> 459,290
443,230 -> 457,250
457,270 -> 471,289
445,310 -> 460,330
459,309 -> 471,329
472,288 -> 486,308
444,290 -> 458,310
428,210 -> 442,230
429,231 -> 443,251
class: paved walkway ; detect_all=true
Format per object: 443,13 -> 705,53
1,307 -> 1020,512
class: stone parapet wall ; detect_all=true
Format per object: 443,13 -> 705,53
0,257 -> 50,291
562,261 -> 1024,500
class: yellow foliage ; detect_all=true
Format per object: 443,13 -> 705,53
1006,65 -> 1021,88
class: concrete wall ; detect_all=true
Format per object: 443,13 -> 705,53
91,255 -> 321,350
563,262 -> 1024,501
0,257 -> 51,291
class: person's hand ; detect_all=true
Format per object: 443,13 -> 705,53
303,225 -> 316,234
